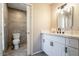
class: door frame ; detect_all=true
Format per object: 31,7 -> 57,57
2,3 -> 33,56
26,4 -> 33,56
2,3 -> 5,55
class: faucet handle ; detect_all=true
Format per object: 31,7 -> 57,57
57,28 -> 61,33
62,31 -> 64,34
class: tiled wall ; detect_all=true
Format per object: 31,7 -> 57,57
8,8 -> 27,48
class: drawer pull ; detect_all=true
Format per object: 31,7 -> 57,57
65,47 -> 67,53
50,42 -> 53,46
43,39 -> 45,43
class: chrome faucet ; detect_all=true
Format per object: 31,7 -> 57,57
57,28 -> 61,33
57,28 -> 64,34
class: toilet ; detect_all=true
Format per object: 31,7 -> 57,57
13,33 -> 20,50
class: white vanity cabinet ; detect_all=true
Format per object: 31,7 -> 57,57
42,34 -> 65,56
41,33 -> 79,56
49,41 -> 65,56
65,38 -> 79,56
66,47 -> 78,56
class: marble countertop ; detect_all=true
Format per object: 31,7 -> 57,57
41,31 -> 79,39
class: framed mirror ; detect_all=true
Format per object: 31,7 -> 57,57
57,5 -> 73,31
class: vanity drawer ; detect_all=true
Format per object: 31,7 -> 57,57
42,34 -> 65,44
66,38 -> 79,49
51,36 -> 65,44
42,34 -> 52,40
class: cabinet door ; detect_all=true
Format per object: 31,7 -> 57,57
42,34 -> 53,53
49,41 -> 65,56
66,47 -> 78,56
66,38 -> 78,49
42,37 -> 51,55
42,34 -> 65,56
51,36 -> 65,44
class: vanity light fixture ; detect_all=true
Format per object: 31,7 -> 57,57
57,3 -> 67,14
58,3 -> 67,9
57,3 -> 72,15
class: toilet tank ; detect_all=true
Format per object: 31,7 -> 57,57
13,33 -> 20,39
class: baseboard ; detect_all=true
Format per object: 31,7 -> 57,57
32,50 -> 43,55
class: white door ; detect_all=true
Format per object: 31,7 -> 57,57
66,47 -> 78,56
0,3 -> 3,56
26,5 -> 32,56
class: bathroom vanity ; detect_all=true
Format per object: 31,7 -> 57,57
40,4 -> 79,56
41,32 -> 79,56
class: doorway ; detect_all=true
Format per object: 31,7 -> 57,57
3,3 -> 32,56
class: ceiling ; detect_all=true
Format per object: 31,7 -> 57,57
7,3 -> 26,11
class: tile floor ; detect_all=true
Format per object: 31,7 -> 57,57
4,44 -> 47,56
33,52 -> 48,56
4,44 -> 27,56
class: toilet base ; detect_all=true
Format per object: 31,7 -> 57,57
14,45 -> 19,50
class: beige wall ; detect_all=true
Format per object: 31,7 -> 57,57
31,3 -> 79,54
69,4 -> 79,34
32,4 -> 51,53
72,4 -> 79,30
8,8 -> 26,48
